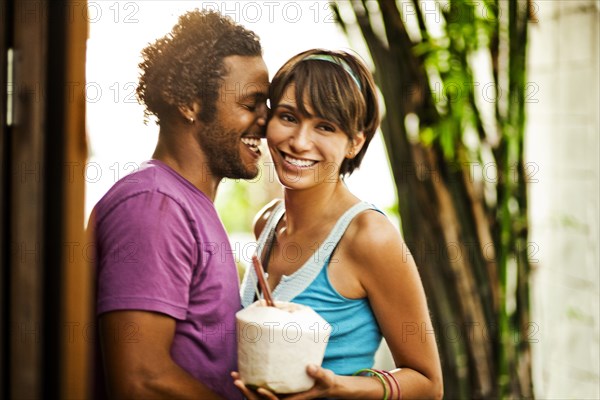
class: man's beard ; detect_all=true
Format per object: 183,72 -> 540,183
197,121 -> 259,180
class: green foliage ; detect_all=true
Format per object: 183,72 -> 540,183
334,0 -> 533,398
215,160 -> 282,235
215,179 -> 255,233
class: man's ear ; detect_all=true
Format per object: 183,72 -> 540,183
347,132 -> 366,159
178,101 -> 201,124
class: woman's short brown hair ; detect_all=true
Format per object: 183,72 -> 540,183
269,49 -> 380,176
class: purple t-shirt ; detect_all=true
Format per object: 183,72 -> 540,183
93,160 -> 242,400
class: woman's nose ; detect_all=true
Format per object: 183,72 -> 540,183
289,124 -> 312,152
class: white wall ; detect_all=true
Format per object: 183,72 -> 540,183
527,1 -> 600,398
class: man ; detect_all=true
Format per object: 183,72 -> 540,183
91,9 -> 269,399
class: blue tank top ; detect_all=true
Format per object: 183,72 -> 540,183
240,201 -> 383,375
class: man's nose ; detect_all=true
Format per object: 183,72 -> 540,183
256,103 -> 268,127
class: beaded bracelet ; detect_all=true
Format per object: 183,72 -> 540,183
353,368 -> 389,400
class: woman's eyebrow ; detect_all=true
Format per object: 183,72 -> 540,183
275,103 -> 317,119
274,103 -> 296,111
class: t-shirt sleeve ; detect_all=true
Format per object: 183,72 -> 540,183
95,191 -> 198,320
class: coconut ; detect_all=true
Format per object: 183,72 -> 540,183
236,300 -> 331,393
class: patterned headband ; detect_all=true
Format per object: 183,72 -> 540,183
301,54 -> 363,91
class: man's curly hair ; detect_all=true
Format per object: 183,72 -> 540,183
136,10 -> 262,124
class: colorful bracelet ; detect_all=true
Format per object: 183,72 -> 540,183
391,372 -> 402,400
353,368 -> 389,400
380,370 -> 395,400
375,369 -> 402,400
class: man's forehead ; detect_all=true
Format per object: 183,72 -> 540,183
219,55 -> 269,101
222,55 -> 269,84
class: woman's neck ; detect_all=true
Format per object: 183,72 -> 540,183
282,180 -> 358,234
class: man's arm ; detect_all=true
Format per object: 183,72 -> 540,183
99,310 -> 224,400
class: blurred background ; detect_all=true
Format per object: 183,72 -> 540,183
1,1 -> 598,399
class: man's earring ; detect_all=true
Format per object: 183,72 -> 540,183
188,117 -> 195,124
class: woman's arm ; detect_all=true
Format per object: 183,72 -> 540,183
342,210 -> 444,399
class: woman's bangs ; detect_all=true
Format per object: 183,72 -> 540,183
297,63 -> 354,130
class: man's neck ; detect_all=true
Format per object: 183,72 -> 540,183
152,125 -> 221,202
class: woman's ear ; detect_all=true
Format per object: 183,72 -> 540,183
178,101 -> 201,125
346,132 -> 366,159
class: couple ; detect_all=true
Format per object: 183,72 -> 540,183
92,9 -> 443,400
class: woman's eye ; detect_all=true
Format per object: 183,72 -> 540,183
279,113 -> 297,123
318,124 -> 336,132
243,104 -> 256,111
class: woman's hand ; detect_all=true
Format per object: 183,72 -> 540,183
280,365 -> 336,400
231,365 -> 337,400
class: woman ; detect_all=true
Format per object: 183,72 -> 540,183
233,49 -> 443,399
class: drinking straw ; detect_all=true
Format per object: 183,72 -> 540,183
252,255 -> 275,307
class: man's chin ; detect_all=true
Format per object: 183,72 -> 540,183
223,165 -> 260,181
238,168 -> 260,181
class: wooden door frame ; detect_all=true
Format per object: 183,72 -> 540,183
0,0 -> 10,396
1,1 -> 90,398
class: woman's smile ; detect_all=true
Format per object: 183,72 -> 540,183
279,150 -> 318,169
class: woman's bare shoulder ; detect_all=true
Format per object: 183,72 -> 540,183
252,198 -> 283,239
344,209 -> 410,270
